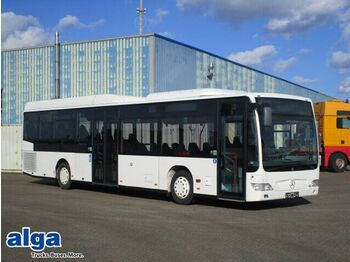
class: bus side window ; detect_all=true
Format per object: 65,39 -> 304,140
183,121 -> 216,157
121,121 -> 157,155
39,112 -> 53,140
54,110 -> 77,141
162,121 -> 179,156
78,110 -> 92,152
24,113 -> 40,142
162,117 -> 216,157
121,123 -> 133,154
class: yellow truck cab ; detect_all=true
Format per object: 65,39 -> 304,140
314,100 -> 350,172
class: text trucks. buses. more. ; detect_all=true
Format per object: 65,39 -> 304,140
23,89 -> 319,204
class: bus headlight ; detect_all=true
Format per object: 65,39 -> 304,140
309,179 -> 319,187
251,183 -> 273,191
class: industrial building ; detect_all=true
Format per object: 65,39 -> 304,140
1,33 -> 332,171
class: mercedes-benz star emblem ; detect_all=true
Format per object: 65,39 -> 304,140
289,180 -> 296,190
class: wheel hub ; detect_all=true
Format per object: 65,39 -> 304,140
174,176 -> 190,199
59,167 -> 69,184
336,158 -> 345,169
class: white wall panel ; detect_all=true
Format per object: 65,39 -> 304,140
1,125 -> 22,171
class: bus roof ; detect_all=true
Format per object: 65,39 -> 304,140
24,88 -> 312,112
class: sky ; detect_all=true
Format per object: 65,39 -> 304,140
2,0 -> 350,100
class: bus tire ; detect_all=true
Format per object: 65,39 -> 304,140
171,170 -> 193,205
57,162 -> 72,189
329,153 -> 347,173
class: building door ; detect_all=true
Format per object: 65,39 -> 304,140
218,100 -> 247,199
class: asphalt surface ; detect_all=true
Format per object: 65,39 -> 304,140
2,171 -> 350,262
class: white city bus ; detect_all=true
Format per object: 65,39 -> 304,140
23,89 -> 319,204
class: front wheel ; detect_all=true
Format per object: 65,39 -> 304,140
171,170 -> 193,205
329,153 -> 347,173
57,162 -> 72,189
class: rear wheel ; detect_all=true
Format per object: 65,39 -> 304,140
329,153 -> 347,173
171,170 -> 193,205
57,162 -> 72,189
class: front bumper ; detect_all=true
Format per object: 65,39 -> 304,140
246,186 -> 319,202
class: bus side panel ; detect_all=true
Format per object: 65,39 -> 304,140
23,141 -> 34,151
118,155 -> 159,189
73,153 -> 92,182
33,152 -> 73,178
34,152 -> 92,182
22,141 -> 35,175
158,157 -> 217,196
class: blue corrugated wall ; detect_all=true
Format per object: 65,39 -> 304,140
153,35 -> 332,102
1,34 -> 332,126
1,35 -> 150,125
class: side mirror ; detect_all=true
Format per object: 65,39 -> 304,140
263,106 -> 272,127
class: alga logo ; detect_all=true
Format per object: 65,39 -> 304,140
6,227 -> 61,251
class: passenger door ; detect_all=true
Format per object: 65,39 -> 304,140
92,109 -> 119,185
105,109 -> 118,184
218,99 -> 247,199
92,110 -> 105,183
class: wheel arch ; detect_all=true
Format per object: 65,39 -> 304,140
329,152 -> 349,172
330,151 -> 349,164
324,148 -> 349,167
166,165 -> 192,192
56,158 -> 70,176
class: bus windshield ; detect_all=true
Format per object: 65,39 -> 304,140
257,98 -> 318,172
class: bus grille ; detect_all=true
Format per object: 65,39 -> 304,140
23,152 -> 37,173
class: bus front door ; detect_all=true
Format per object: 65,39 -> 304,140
219,101 -> 246,199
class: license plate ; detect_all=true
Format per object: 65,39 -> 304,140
285,192 -> 299,198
